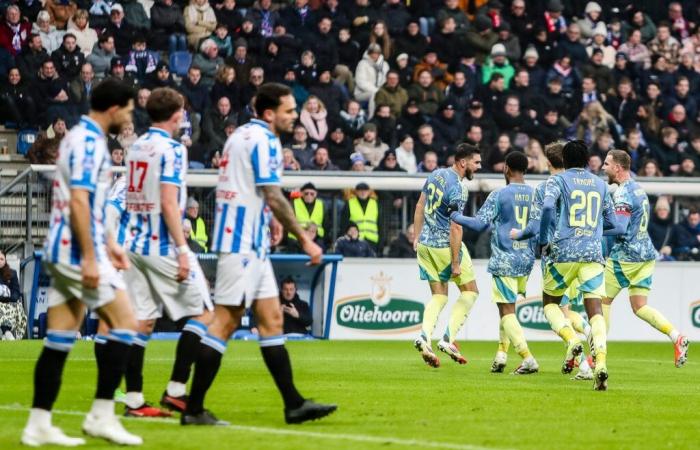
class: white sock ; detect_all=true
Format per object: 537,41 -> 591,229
496,351 -> 507,360
523,356 -> 535,365
89,399 -> 115,419
669,329 -> 680,342
583,324 -> 592,337
124,392 -> 145,409
27,408 -> 51,429
166,381 -> 186,398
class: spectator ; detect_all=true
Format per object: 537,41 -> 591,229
678,156 -> 700,177
16,33 -> 47,82
395,134 -> 416,174
179,65 -> 210,114
482,43 -> 515,88
408,69 -> 444,117
202,96 -> 234,156
368,20 -> 392,60
430,17 -> 461,68
488,133 -> 515,173
117,121 -> 137,151
33,10 -> 64,55
586,24 -> 615,69
558,23 -> 588,66
307,146 -> 338,171
576,2 -> 603,42
587,153 -> 603,176
623,8 -> 657,44
236,18 -> 263,58
300,96 -> 328,143
388,223 -> 416,258
278,277 -> 313,334
210,22 -> 232,58
27,135 -> 60,163
184,0 -> 217,49
394,20 -> 427,65
333,222 -> 375,257
648,22 -> 681,67
546,55 -> 581,97
464,14 -> 497,64
227,39 -> 255,86
618,28 -> 651,69
106,4 -> 137,57
574,101 -> 617,147
354,122 -> 388,168
280,0 -> 317,43
308,69 -> 345,119
68,10 -> 98,57
533,107 -> 564,145
623,129 -> 653,173
183,218 -> 206,253
640,158 -> 664,177
339,99 -> 367,139
185,197 -> 208,250
354,44 -> 389,105
347,0 -> 377,49
210,64 -> 240,108
412,48 -> 453,91
290,182 -> 327,243
69,62 -> 94,115
133,87 -> 151,134
374,148 -> 405,173
373,70 -> 408,119
109,143 -> 125,166
0,67 -> 37,126
144,61 -> 177,89
33,58 -> 75,127
150,0 -> 187,53
52,33 -> 85,82
657,127 -> 682,175
524,139 -> 548,174
121,0 -> 150,32
648,196 -> 674,260
670,210 -> 700,261
336,26 -> 361,92
379,0 -> 411,36
215,0 -> 242,36
431,102 -> 461,148
44,0 -> 77,31
0,5 -> 32,57
87,34 -> 117,80
349,152 -> 368,171
0,250 -> 25,340
417,150 -> 438,173
342,182 -> 380,252
370,104 -> 397,148
193,38 -> 224,87
327,126 -> 354,170
247,0 -> 280,38
282,148 -> 301,171
124,34 -> 158,83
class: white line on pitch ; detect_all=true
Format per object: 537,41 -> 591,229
0,404 -> 508,450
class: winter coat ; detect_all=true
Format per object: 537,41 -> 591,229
407,83 -> 444,116
51,45 -> 85,81
179,78 -> 211,114
210,80 -> 240,111
32,23 -> 64,54
373,84 -> 408,119
121,0 -> 151,31
125,50 -> 159,82
464,29 -> 498,64
67,20 -> 98,56
354,51 -> 389,103
87,47 -> 117,79
0,20 -> 31,56
150,0 -> 186,50
481,57 -> 515,88
192,53 -> 224,88
184,2 -> 217,48
105,20 -> 137,56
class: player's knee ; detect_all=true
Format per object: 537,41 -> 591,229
137,319 -> 156,335
258,311 -> 283,336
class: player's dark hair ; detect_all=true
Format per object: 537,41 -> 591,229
608,149 -> 631,170
255,83 -> 293,117
90,78 -> 135,112
146,87 -> 184,122
562,140 -> 589,169
505,151 -> 528,174
454,143 -> 480,161
544,141 -> 565,169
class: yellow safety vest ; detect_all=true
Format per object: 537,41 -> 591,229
289,198 -> 325,240
189,216 -> 208,250
348,197 -> 379,243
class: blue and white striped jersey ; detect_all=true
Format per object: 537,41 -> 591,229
212,119 -> 283,256
105,176 -> 129,247
124,127 -> 188,257
44,116 -> 112,266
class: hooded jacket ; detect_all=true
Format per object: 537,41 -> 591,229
354,50 -> 389,102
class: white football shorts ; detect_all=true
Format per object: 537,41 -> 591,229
214,253 -> 278,308
45,260 -> 125,310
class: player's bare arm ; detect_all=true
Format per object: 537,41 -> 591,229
449,221 -> 462,277
70,188 -> 99,289
413,192 -> 426,251
262,185 -> 322,265
161,183 -> 190,281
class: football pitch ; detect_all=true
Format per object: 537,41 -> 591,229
0,340 -> 697,450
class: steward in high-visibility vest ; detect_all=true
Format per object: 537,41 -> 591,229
186,197 -> 208,250
289,183 -> 326,240
347,182 -> 379,244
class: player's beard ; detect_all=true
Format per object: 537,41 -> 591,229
465,170 -> 474,181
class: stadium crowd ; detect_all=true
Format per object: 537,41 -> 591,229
2,0 -> 700,258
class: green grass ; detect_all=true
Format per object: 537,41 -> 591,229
0,340 -> 697,450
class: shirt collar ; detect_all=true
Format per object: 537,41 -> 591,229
148,127 -> 171,138
80,115 -> 104,137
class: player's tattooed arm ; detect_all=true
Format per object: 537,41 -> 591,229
449,221 -> 463,277
263,185 -> 322,264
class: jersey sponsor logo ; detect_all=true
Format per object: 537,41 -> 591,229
334,272 -> 423,332
516,297 -> 550,331
691,300 -> 700,328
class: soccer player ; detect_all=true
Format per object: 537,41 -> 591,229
450,151 -> 539,374
602,150 -> 689,367
118,87 -> 214,417
537,140 -> 618,390
413,144 -> 482,367
182,83 -> 337,425
22,79 -> 143,446
511,142 -> 594,380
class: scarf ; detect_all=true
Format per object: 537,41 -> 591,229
8,22 -> 21,53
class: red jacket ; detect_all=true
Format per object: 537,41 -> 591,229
0,20 -> 32,56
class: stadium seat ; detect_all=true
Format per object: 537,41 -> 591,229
16,128 -> 39,156
169,51 -> 192,78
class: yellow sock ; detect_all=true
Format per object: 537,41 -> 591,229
590,314 -> 607,368
446,291 -> 478,343
502,314 -> 531,359
602,303 -> 611,332
421,294 -> 448,344
568,310 -> 587,335
543,303 -> 576,343
498,318 -> 510,353
635,305 -> 675,336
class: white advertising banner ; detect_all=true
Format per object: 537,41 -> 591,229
326,258 -> 700,342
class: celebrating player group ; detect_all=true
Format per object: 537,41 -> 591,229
413,139 -> 690,390
21,81 -> 335,447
